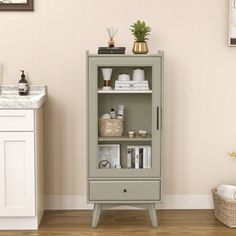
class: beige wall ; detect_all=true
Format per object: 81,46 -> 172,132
0,0 -> 236,199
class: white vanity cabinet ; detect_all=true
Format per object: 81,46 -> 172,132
0,109 -> 44,230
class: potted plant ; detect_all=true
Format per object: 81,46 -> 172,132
130,20 -> 151,54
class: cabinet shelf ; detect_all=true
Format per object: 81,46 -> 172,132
98,168 -> 151,170
98,134 -> 152,142
98,89 -> 152,94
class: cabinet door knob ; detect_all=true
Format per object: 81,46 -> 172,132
123,189 -> 127,193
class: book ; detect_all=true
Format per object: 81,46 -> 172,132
139,148 -> 143,169
147,146 -> 152,168
127,146 -> 135,168
98,50 -> 125,54
115,81 -> 149,90
135,147 -> 139,169
127,148 -> 132,169
115,85 -> 149,88
115,84 -> 149,88
98,47 -> 126,54
127,146 -> 151,169
115,87 -> 150,91
98,47 -> 126,51
143,147 -> 148,169
131,148 -> 135,168
115,81 -> 148,84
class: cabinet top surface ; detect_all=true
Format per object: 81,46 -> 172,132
87,51 -> 164,58
0,85 -> 47,109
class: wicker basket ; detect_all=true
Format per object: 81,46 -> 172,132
212,189 -> 236,228
99,118 -> 124,137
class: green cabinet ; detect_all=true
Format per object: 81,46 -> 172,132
87,52 -> 164,227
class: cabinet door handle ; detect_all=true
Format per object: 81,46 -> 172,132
157,106 -> 160,130
123,189 -> 127,193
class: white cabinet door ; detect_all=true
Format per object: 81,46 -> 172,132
0,132 -> 35,217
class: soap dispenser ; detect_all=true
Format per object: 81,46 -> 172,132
18,70 -> 28,96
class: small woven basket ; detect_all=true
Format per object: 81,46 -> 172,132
212,189 -> 236,228
99,118 -> 124,137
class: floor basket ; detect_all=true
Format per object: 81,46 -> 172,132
212,188 -> 236,228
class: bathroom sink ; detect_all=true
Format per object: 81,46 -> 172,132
0,85 -> 46,109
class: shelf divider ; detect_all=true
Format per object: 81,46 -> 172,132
98,89 -> 152,94
98,134 -> 152,142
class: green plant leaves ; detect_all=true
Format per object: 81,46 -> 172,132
130,20 -> 151,42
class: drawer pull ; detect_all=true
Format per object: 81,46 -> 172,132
123,189 -> 127,193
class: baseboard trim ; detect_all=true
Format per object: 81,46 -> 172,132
45,194 -> 214,210
0,217 -> 39,230
161,194 -> 214,209
45,195 -> 93,210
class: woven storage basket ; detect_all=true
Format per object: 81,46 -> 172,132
212,189 -> 236,228
99,118 -> 124,137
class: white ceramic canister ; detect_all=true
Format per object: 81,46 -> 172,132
133,68 -> 145,81
118,73 -> 131,81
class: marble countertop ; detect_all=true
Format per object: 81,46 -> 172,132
0,85 -> 47,109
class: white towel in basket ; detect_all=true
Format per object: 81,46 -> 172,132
217,185 -> 236,200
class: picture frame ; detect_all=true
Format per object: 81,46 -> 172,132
98,144 -> 120,169
0,0 -> 33,11
229,0 -> 236,46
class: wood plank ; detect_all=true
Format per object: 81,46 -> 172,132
0,210 -> 235,236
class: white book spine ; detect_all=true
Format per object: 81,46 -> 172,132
132,84 -> 149,87
147,146 -> 152,168
115,87 -> 149,90
143,147 -> 148,169
135,147 -> 139,169
115,84 -> 149,87
115,85 -> 149,88
115,81 -> 148,84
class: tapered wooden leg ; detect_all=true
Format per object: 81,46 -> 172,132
148,203 -> 158,227
91,203 -> 102,228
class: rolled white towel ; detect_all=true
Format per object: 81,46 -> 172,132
100,113 -> 111,119
217,185 -> 236,200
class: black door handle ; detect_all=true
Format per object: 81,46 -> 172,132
123,189 -> 127,193
157,106 -> 159,130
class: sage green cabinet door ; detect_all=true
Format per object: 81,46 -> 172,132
88,55 -> 163,178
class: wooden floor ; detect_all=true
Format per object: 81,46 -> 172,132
0,210 -> 235,236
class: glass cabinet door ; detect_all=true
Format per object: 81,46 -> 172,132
88,55 -> 162,178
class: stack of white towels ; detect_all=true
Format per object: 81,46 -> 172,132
217,185 -> 236,200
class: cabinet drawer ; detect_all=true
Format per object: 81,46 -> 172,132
0,110 -> 34,131
89,180 -> 160,201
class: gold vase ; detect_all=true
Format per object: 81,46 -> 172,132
132,41 -> 149,54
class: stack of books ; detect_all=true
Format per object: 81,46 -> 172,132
98,47 -> 126,54
115,81 -> 149,91
127,146 -> 151,169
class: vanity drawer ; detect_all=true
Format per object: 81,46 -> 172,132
0,110 -> 34,131
89,180 -> 160,201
